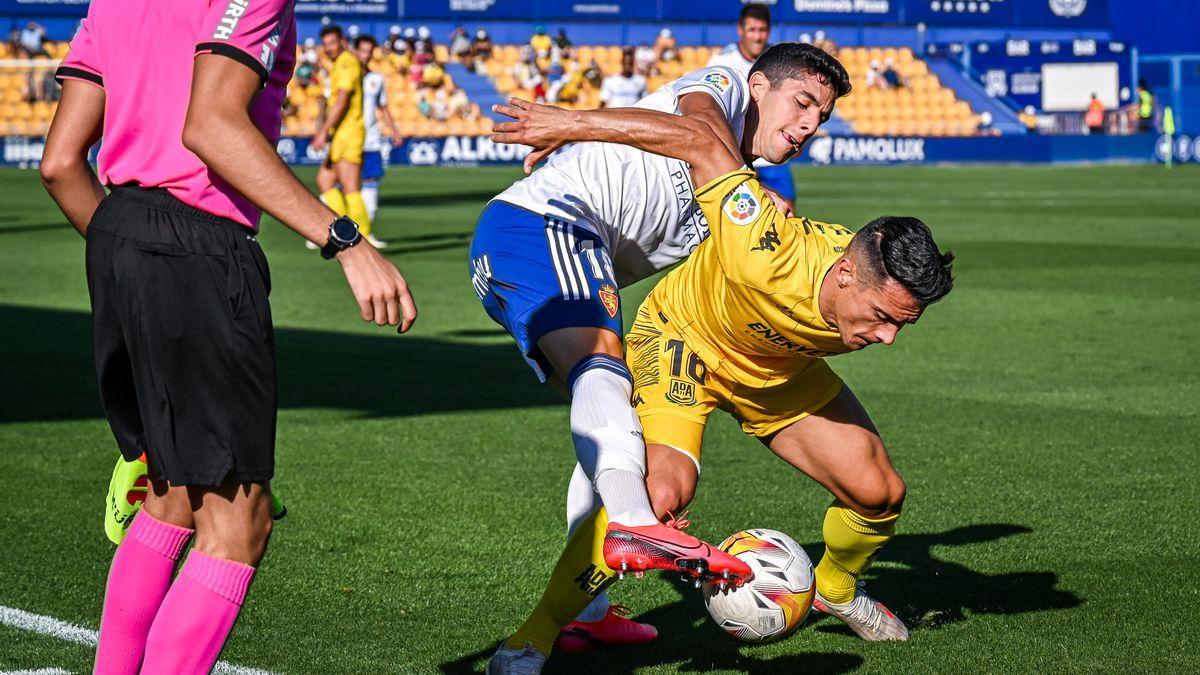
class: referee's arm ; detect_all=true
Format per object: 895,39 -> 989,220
41,80 -> 106,236
183,54 -> 417,332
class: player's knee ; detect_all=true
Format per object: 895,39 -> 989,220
843,465 -> 904,518
647,475 -> 694,519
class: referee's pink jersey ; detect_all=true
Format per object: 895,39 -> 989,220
56,0 -> 297,230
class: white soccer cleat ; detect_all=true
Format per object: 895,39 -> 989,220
813,586 -> 909,642
486,641 -> 546,675
366,234 -> 388,249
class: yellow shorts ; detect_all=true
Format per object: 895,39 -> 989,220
329,131 -> 364,165
625,301 -> 843,468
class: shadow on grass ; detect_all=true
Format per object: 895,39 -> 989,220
0,303 -> 556,424
439,523 -> 1079,674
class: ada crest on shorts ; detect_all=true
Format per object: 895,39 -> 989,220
723,184 -> 760,225
702,71 -> 732,93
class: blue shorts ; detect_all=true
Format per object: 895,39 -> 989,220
469,200 -> 622,380
757,163 -> 795,201
362,150 -> 385,181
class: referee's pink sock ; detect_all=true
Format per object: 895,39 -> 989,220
94,510 -> 193,675
140,550 -> 256,675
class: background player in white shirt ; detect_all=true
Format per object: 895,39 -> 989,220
480,43 -> 851,669
356,36 -> 403,242
707,3 -> 799,208
598,48 -> 647,108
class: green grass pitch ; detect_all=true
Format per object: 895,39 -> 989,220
0,163 -> 1197,673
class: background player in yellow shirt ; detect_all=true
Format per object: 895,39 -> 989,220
311,25 -> 380,246
491,80 -> 953,665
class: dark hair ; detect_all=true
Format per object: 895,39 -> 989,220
354,35 -> 377,49
740,3 -> 771,26
852,216 -> 954,307
319,25 -> 343,40
748,42 -> 852,99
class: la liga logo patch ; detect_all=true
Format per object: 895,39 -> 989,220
702,71 -> 732,93
723,185 -> 759,225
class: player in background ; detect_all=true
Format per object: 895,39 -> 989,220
312,24 -> 384,248
707,3 -> 797,210
42,0 -> 415,671
355,34 -> 404,227
598,47 -> 646,108
491,74 -> 953,667
477,43 -> 849,672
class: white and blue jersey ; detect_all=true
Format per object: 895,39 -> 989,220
706,43 -> 795,201
470,66 -> 750,380
362,71 -> 387,181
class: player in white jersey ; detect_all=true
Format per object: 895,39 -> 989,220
707,2 -> 798,206
598,47 -> 646,108
355,36 -> 403,235
476,43 -> 851,670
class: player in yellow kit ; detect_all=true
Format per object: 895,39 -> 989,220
311,24 -> 380,245
489,78 -> 953,668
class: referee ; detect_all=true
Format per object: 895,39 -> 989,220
40,0 -> 416,672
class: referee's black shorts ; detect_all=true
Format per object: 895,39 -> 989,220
86,186 -> 276,486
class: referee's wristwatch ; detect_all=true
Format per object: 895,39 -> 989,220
320,216 -> 362,260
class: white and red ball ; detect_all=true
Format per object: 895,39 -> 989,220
702,528 -> 815,642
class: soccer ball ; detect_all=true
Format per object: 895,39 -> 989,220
702,529 -> 815,642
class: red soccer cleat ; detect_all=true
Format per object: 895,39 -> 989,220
555,605 -> 658,653
602,513 -> 753,588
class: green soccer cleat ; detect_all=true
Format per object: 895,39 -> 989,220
104,454 -> 148,546
104,453 -> 288,546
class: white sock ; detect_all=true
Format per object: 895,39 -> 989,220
568,354 -> 657,527
566,463 -> 612,623
362,182 -> 379,223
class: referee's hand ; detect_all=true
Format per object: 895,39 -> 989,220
335,243 -> 418,333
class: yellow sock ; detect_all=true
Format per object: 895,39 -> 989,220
321,188 -> 347,216
506,508 -> 615,656
345,191 -> 371,237
814,502 -> 898,604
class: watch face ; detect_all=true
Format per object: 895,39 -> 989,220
332,217 -> 359,243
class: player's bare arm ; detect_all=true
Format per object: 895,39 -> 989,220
492,97 -> 741,186
312,88 -> 350,153
40,80 -> 106,236
184,54 -> 417,331
378,104 -> 404,146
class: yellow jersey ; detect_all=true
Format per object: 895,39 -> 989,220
648,168 -> 854,388
330,50 -> 364,139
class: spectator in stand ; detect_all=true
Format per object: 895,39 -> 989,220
411,40 -> 433,85
583,59 -> 603,89
386,25 -> 402,51
554,28 -> 572,50
7,27 -> 22,57
432,89 -> 450,122
798,32 -> 812,44
813,30 -> 837,55
417,25 -> 434,48
422,59 -> 446,89
389,39 -> 412,75
707,4 -> 770,73
449,87 -> 473,119
881,58 -> 903,89
418,95 -> 432,119
449,27 -> 472,63
548,64 -> 585,105
347,24 -> 360,40
512,46 -> 547,102
1019,105 -> 1039,134
472,28 -> 494,74
530,26 -> 552,59
402,26 -> 417,50
1085,93 -> 1105,134
865,60 -> 884,90
296,43 -> 319,87
653,28 -> 676,60
634,42 -> 656,77
599,47 -> 646,108
20,21 -> 47,58
1136,80 -> 1155,133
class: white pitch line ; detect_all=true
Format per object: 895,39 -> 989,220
0,605 -> 276,675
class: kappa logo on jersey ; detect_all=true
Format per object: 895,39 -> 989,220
573,564 -> 612,596
667,378 -> 696,406
599,284 -> 619,318
751,222 -> 781,252
723,185 -> 759,225
702,71 -> 732,93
